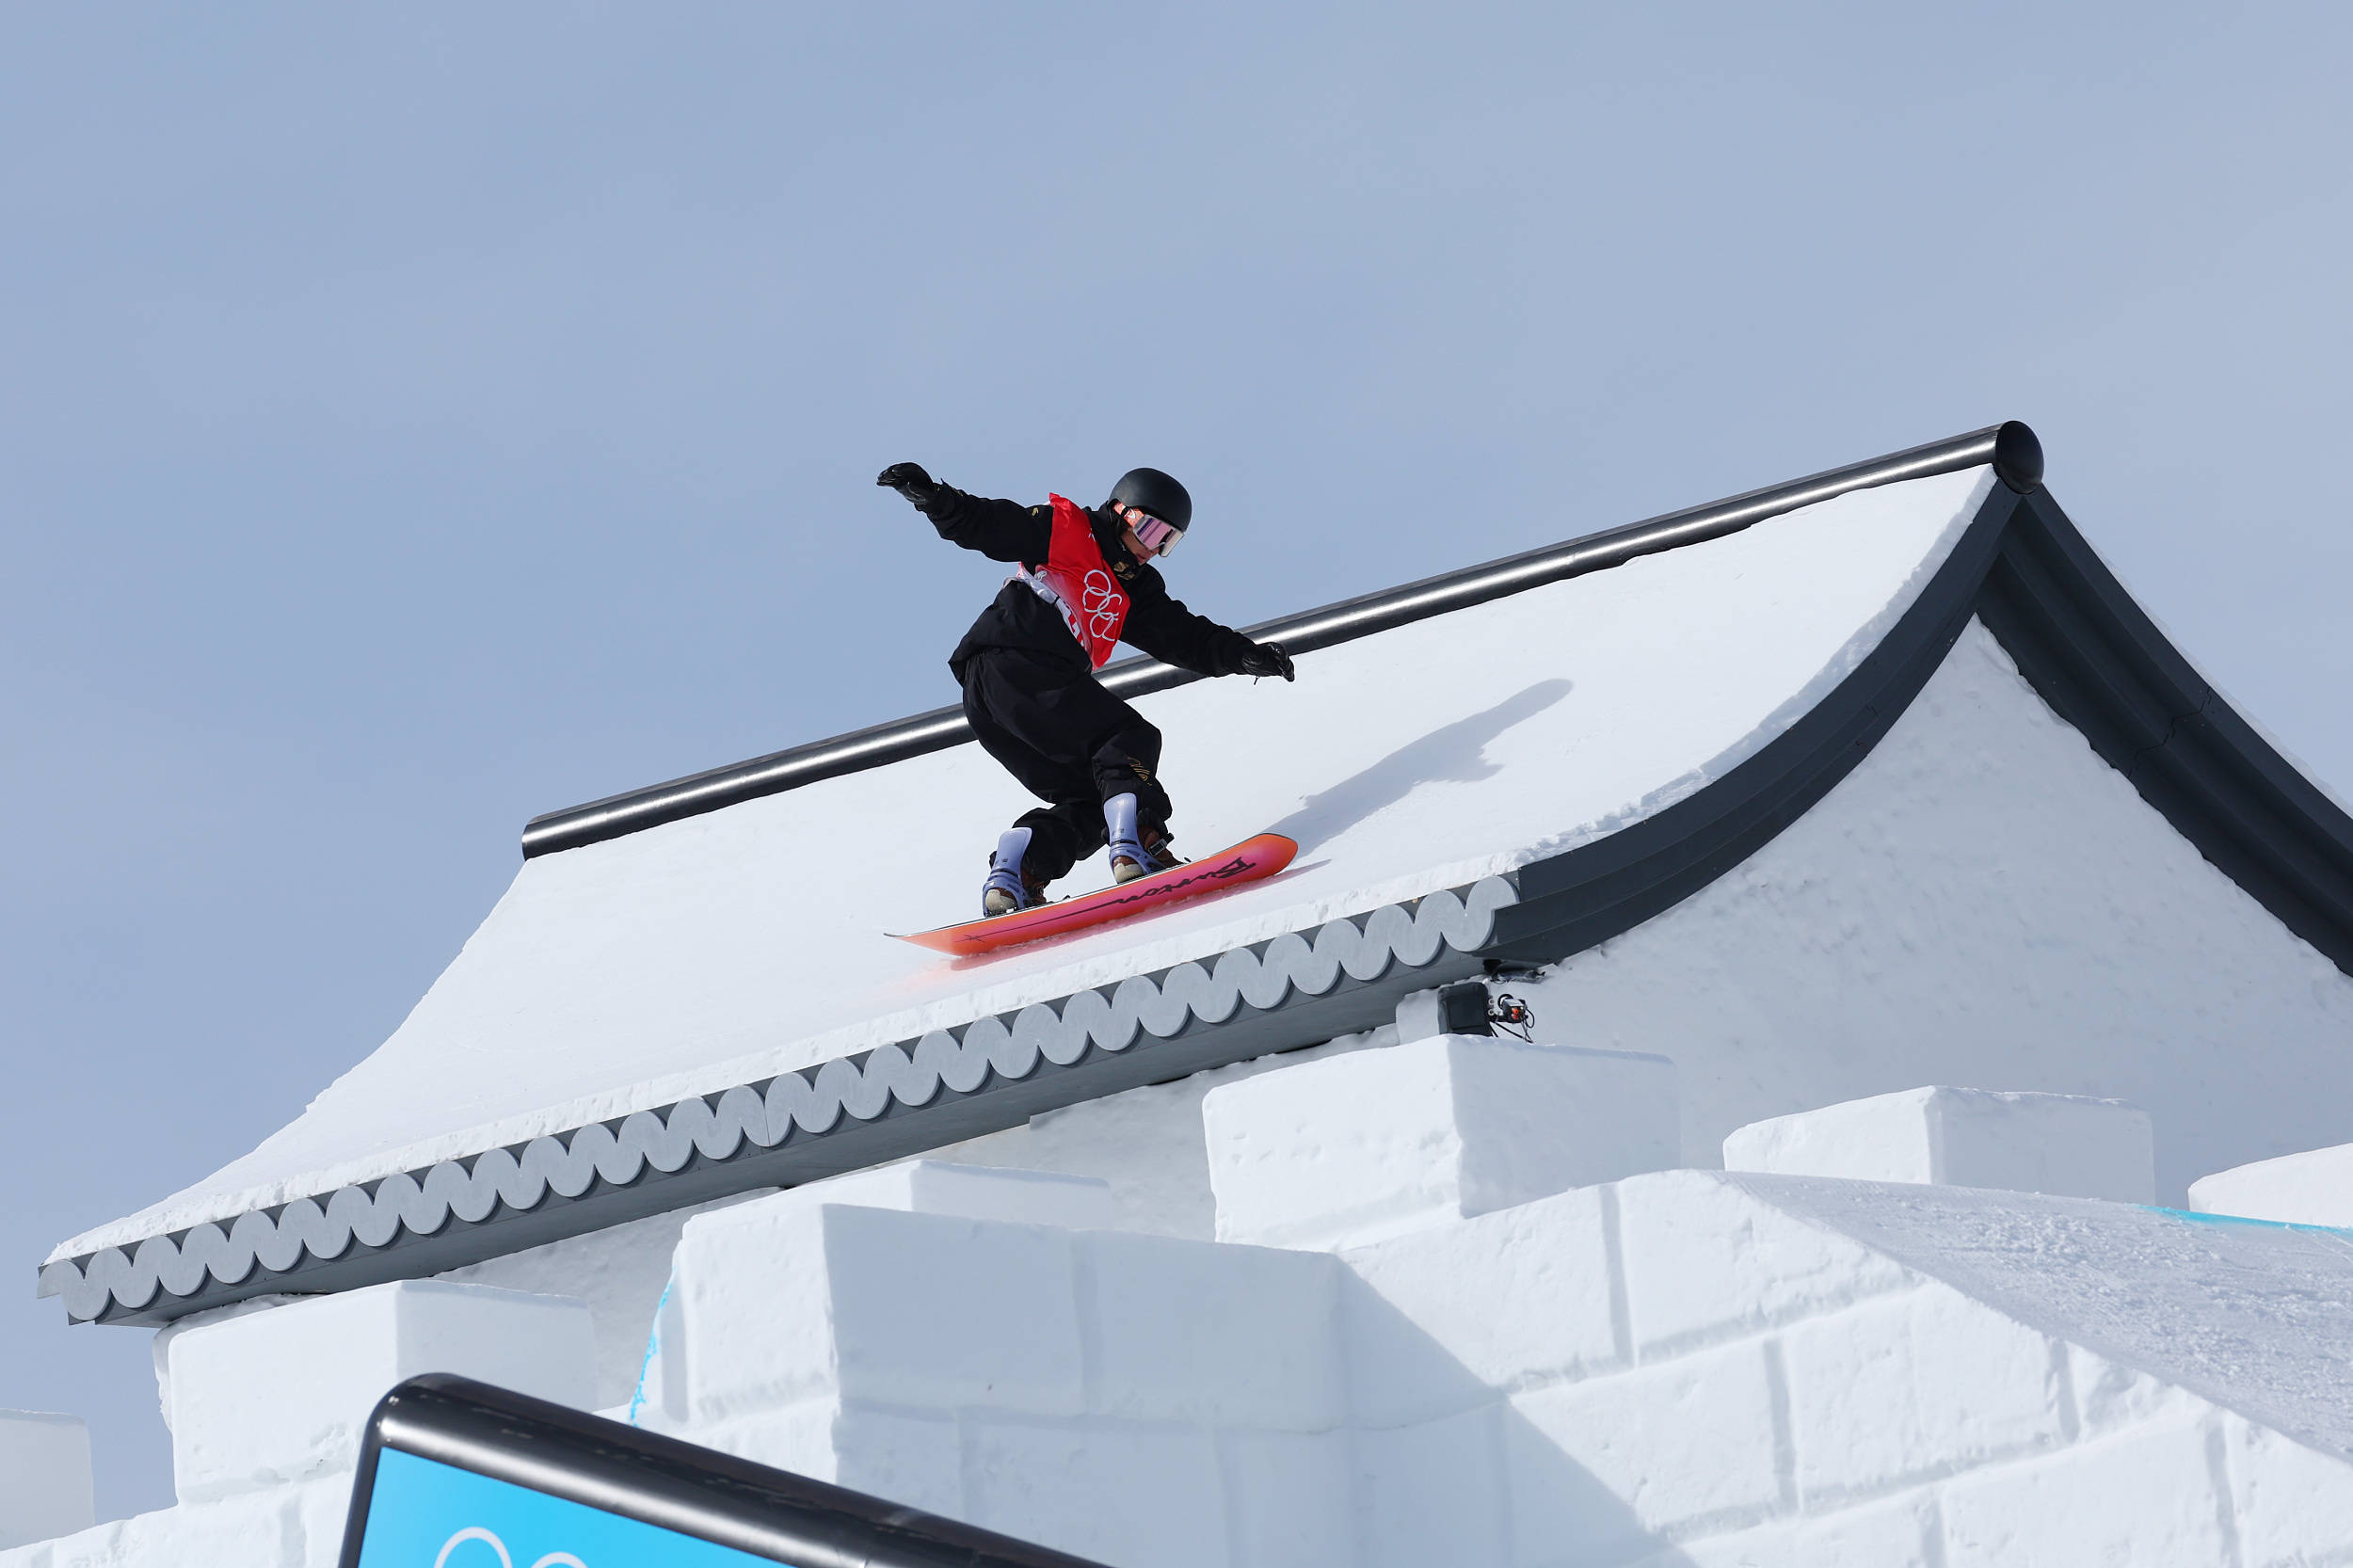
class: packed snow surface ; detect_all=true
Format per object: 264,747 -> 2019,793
1739,1174 -> 2353,1464
63,469 -> 1993,1257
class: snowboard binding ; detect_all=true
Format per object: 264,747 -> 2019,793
1104,793 -> 1184,884
980,826 -> 1049,918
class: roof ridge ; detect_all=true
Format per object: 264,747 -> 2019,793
520,423 -> 2043,857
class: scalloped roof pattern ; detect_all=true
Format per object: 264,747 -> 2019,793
45,877 -> 1515,1323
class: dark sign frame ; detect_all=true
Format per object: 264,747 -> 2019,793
338,1373 -> 1109,1568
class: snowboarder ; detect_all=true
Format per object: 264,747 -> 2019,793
877,461 -> 1295,917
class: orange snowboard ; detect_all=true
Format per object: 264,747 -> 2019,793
892,833 -> 1298,957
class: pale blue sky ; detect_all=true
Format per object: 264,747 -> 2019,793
5,3 -> 2348,1519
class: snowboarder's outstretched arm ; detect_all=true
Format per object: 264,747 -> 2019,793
1123,575 -> 1295,680
877,462 -> 1048,564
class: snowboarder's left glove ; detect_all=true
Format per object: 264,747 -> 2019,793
877,461 -> 942,510
1238,640 -> 1295,681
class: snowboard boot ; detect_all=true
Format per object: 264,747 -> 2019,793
980,826 -> 1049,917
1104,794 -> 1184,884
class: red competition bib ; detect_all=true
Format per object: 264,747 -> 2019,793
1016,494 -> 1130,669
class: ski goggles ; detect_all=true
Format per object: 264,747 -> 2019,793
1120,506 -> 1184,557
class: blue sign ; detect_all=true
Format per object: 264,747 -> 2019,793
354,1448 -> 783,1567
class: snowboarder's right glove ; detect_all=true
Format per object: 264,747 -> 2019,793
876,461 -> 942,511
1238,640 -> 1295,681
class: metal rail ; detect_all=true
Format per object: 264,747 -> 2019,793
521,422 -> 2042,856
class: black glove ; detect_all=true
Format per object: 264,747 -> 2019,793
876,461 -> 941,510
1237,640 -> 1295,681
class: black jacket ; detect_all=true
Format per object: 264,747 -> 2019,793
922,486 -> 1262,683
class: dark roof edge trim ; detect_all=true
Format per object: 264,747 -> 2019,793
1981,491 -> 2353,973
1483,479 -> 2022,961
351,1374 -> 1110,1568
1487,484 -> 2353,979
520,422 -> 2046,857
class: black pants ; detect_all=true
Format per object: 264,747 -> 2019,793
960,648 -> 1174,885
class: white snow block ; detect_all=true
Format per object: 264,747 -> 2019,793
657,1198 -> 1084,1428
1221,1429 -> 1353,1568
684,1400 -> 965,1522
767,1160 -> 1115,1230
1508,1338 -> 1785,1546
1940,1414 -> 2229,1566
1721,1086 -> 2155,1202
638,1166 -> 1105,1432
1779,1284 -> 2068,1501
964,1417 -> 1230,1568
165,1280 -> 594,1503
1204,1034 -> 1678,1250
2189,1142 -> 2353,1227
2227,1413 -> 2353,1568
0,1410 -> 94,1549
1356,1403 -> 1509,1568
1080,1229 -> 1344,1431
1339,1186 -> 1623,1428
1611,1169 -> 1914,1355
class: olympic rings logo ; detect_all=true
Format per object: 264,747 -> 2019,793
434,1526 -> 586,1568
1080,569 -> 1125,642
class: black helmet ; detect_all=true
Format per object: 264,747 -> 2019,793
1106,467 -> 1192,533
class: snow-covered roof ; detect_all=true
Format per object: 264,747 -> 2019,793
45,425 -> 2353,1325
